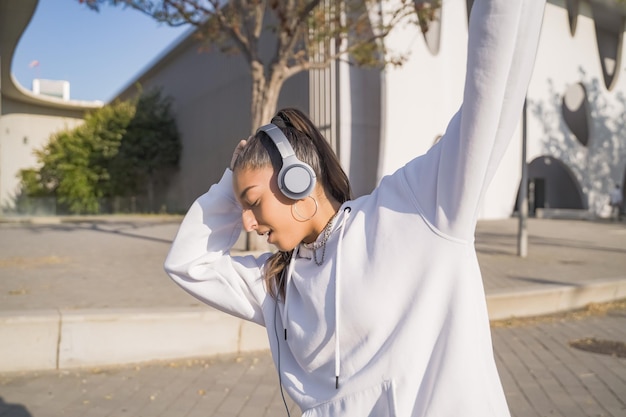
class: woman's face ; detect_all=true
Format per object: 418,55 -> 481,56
233,166 -> 309,251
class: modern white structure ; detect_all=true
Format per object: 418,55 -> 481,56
112,0 -> 626,219
32,78 -> 70,101
2,0 -> 625,219
0,0 -> 102,214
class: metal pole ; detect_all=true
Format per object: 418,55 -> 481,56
517,98 -> 528,257
0,55 -> 3,217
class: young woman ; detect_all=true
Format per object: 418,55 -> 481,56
164,1 -> 546,415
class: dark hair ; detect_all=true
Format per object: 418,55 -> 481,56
233,108 -> 352,299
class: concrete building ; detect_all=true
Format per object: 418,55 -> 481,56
113,0 -> 626,218
0,0 -> 102,214
2,0 -> 625,219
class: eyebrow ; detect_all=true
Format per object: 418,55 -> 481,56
239,185 -> 258,201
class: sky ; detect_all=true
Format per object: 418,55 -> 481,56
12,0 -> 190,103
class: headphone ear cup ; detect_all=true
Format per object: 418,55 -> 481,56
256,123 -> 317,200
278,159 -> 316,200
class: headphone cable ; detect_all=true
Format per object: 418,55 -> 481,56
274,296 -> 291,417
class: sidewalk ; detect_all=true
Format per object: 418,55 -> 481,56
0,216 -> 625,416
0,217 -> 625,369
1,216 -> 624,312
0,217 -> 625,372
1,298 -> 625,416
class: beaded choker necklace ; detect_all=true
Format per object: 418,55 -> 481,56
303,211 -> 338,266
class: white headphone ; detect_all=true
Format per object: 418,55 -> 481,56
257,123 -> 317,200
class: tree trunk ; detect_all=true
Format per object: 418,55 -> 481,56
246,61 -> 287,251
250,61 -> 284,132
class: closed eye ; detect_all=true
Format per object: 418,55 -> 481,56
244,200 -> 260,209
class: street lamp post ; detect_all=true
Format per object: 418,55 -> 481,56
517,98 -> 528,258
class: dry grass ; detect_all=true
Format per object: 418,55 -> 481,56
0,256 -> 69,269
490,298 -> 626,328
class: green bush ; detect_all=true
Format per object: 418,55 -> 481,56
18,88 -> 180,214
110,88 -> 181,211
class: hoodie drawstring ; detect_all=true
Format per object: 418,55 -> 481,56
334,207 -> 351,389
282,245 -> 298,340
280,206 -> 351,389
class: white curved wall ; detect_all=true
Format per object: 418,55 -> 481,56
527,1 -> 626,216
0,111 -> 84,213
378,0 -> 626,219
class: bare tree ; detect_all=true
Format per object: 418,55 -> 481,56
79,0 -> 437,130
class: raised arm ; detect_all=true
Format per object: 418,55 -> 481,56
408,0 -> 545,239
163,169 -> 269,325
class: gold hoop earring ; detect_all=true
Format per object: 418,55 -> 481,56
292,196 -> 318,222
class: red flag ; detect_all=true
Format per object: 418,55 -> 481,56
28,60 -> 39,68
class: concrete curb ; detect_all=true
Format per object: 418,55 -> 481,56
0,214 -> 184,225
486,277 -> 626,320
0,308 -> 269,373
2,278 -> 625,373
0,310 -> 60,371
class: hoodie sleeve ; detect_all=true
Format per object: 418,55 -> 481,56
406,0 -> 545,240
163,169 -> 269,326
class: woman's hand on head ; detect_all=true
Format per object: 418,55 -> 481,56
230,139 -> 248,171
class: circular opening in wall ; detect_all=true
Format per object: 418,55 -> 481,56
561,82 -> 590,147
569,338 -> 626,358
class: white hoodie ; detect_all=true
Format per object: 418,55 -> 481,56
164,1 -> 546,415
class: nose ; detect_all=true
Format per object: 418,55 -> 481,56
241,209 -> 258,232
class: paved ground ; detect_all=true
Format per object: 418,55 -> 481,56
0,216 -> 625,416
0,216 -> 625,310
0,303 -> 624,417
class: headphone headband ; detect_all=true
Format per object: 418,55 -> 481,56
257,124 -> 296,159
257,123 -> 316,200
